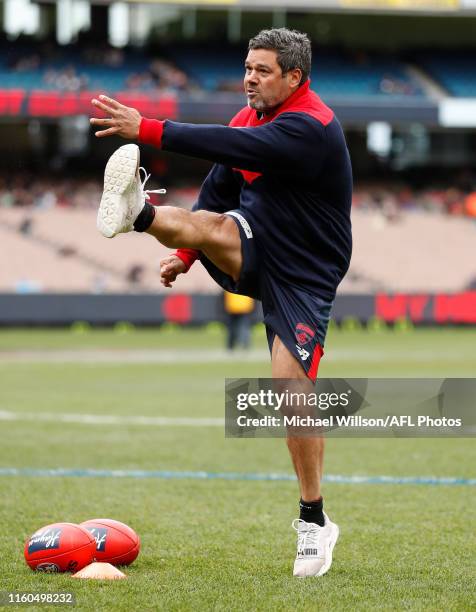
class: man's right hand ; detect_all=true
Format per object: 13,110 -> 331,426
90,95 -> 142,140
160,255 -> 187,288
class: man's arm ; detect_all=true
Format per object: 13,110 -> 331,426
139,114 -> 327,179
90,96 -> 327,179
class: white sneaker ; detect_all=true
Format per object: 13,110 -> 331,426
292,513 -> 339,577
97,144 -> 166,238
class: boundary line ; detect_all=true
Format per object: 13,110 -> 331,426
0,468 -> 474,486
0,411 -> 223,427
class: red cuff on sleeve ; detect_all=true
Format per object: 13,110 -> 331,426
139,118 -> 165,149
175,248 -> 200,272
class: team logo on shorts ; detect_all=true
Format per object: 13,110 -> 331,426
294,323 -> 315,346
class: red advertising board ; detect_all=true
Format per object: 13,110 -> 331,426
0,89 -> 26,115
376,292 -> 476,323
0,89 -> 177,119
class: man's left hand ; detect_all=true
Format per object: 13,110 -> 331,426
90,95 -> 142,139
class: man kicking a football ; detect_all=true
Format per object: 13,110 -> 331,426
90,28 -> 352,578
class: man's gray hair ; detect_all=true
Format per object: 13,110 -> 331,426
248,28 -> 312,86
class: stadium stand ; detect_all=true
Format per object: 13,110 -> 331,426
8,42 -> 476,99
0,42 -> 426,98
417,51 -> 476,97
170,46 -> 425,97
0,42 -> 192,93
0,206 -> 213,293
3,173 -> 475,215
311,51 -> 424,98
340,210 -> 476,293
1,204 -> 475,294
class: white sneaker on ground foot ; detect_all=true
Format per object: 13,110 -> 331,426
97,144 -> 165,238
292,513 -> 339,577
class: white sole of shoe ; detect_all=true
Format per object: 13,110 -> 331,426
316,522 -> 339,577
97,144 -> 139,238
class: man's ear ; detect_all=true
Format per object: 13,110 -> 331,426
287,68 -> 303,89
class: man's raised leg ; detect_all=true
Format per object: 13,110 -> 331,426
146,207 -> 242,282
96,144 -> 242,282
271,335 -> 339,577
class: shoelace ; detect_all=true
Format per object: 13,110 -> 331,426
292,519 -> 322,555
139,167 -> 166,202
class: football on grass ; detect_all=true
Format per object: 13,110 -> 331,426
24,522 -> 96,572
80,518 -> 140,566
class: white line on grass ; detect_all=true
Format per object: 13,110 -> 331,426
1,347 -> 471,363
0,467 -> 474,486
0,410 -> 223,427
0,349 -> 269,363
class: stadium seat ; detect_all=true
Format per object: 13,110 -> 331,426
1,207 -> 474,294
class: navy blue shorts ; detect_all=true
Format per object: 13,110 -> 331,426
200,209 -> 332,381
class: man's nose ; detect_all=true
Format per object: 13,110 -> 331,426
245,70 -> 259,84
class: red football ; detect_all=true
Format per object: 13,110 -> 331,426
80,519 -> 140,566
24,522 -> 96,573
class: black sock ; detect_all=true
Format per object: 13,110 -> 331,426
299,497 -> 324,526
133,202 -> 156,233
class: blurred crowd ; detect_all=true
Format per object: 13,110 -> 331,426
2,174 -> 476,218
378,74 -> 418,96
0,173 -> 192,210
353,184 -> 476,219
3,42 -> 426,96
127,58 -> 192,93
0,175 -> 102,209
6,44 -> 194,94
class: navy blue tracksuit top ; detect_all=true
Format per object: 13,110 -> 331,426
139,80 -> 353,302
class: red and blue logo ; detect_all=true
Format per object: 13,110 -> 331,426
295,323 -> 315,346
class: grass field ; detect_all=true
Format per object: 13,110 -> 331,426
0,326 -> 475,611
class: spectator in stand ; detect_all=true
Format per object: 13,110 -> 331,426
379,74 -> 415,96
149,59 -> 191,93
43,66 -> 89,92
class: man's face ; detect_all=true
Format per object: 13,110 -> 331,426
244,49 -> 301,113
